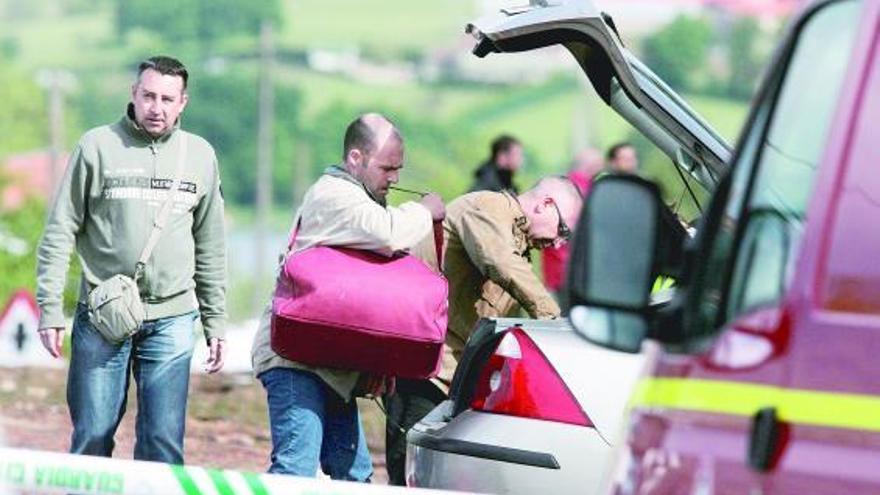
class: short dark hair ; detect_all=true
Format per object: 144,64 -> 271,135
491,135 -> 520,162
606,142 -> 633,162
343,117 -> 376,160
341,114 -> 400,160
137,56 -> 189,90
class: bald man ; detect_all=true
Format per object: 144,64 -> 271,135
383,177 -> 583,485
251,113 -> 444,481
442,176 -> 583,353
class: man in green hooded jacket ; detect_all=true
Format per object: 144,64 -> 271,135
35,55 -> 227,464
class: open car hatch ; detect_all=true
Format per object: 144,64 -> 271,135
467,0 -> 732,190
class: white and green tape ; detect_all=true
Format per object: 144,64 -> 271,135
0,448 -> 468,495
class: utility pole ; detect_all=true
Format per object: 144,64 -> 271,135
255,21 -> 275,288
37,70 -> 75,198
293,141 -> 311,209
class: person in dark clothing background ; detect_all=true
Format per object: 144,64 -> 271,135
469,135 -> 524,193
606,141 -> 639,173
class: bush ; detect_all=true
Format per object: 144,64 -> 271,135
641,15 -> 712,92
727,17 -> 763,100
0,197 -> 81,314
115,0 -> 281,49
184,70 -> 302,207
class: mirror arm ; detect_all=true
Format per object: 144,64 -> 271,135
649,295 -> 685,343
673,231 -> 702,285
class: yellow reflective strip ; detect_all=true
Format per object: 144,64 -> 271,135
631,378 -> 880,432
651,277 -> 676,294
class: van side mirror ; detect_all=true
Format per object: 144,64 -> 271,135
564,175 -> 663,352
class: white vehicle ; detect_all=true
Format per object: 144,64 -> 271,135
406,1 -> 732,493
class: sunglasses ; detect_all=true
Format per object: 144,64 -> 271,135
550,200 -> 572,242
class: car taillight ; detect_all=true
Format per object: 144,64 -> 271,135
470,328 -> 593,427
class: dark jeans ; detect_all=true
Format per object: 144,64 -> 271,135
383,379 -> 448,486
259,368 -> 372,481
67,305 -> 197,463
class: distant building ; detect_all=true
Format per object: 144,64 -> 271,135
594,0 -> 799,36
1,150 -> 67,210
704,0 -> 800,20
417,26 -> 571,85
477,1 -> 799,36
456,0 -> 799,85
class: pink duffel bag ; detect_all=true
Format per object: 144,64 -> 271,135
271,223 -> 448,379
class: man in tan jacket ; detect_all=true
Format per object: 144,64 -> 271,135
385,176 -> 583,485
443,176 -> 583,355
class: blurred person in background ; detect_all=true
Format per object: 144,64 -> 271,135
603,141 -> 687,295
35,55 -> 227,464
468,135 -> 524,193
541,148 -> 604,295
607,141 -> 639,173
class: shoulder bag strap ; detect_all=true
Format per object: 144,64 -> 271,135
134,133 -> 188,281
287,216 -> 301,251
432,220 -> 444,268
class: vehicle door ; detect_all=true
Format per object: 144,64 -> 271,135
614,1 -> 872,494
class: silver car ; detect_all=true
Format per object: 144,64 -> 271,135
407,317 -> 652,493
406,1 -> 731,493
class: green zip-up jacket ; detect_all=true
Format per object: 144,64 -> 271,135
36,106 -> 227,339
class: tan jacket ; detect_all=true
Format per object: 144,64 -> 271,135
441,191 -> 560,357
251,172 -> 432,401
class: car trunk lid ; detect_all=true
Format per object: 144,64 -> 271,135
467,0 -> 731,191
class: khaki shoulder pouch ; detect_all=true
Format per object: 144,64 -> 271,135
87,134 -> 188,343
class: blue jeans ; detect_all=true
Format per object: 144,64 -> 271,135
67,305 -> 197,464
259,368 -> 372,481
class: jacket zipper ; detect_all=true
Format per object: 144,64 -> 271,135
144,139 -> 159,296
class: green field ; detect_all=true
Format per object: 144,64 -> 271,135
280,0 -> 475,53
3,10 -> 120,70
3,1 -> 477,70
1,0 -> 750,193
687,94 -> 750,143
1,0 -> 756,322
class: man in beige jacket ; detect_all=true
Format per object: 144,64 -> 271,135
385,176 -> 583,485
251,113 -> 444,481
442,177 -> 582,353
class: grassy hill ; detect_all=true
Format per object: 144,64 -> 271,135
280,0 -> 475,54
0,0 -> 749,199
1,0 -> 754,320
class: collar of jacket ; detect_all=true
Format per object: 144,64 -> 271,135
502,189 -> 531,241
121,103 -> 181,145
323,164 -> 386,207
475,160 -> 515,191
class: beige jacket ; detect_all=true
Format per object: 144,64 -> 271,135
441,191 -> 560,358
251,172 -> 432,400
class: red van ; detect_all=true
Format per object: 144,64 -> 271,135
565,0 -> 880,493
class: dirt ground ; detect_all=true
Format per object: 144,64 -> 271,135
0,366 -> 389,483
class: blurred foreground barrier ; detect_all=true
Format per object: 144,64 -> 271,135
0,448 -> 467,495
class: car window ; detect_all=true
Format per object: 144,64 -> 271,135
725,0 -> 859,320
685,0 -> 859,338
820,12 -> 880,315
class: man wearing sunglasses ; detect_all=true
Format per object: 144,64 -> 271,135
441,176 -> 583,355
383,175 -> 583,485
